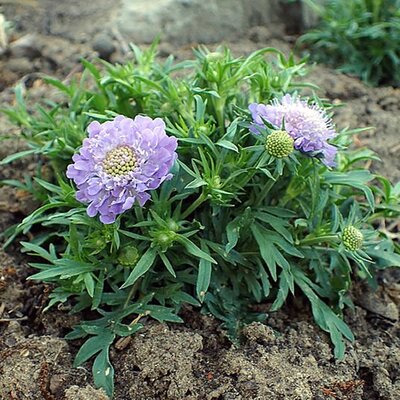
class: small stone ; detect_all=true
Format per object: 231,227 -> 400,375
6,57 -> 33,75
248,26 -> 272,43
242,322 -> 276,344
10,34 -> 42,60
0,13 -> 8,55
355,285 -> 399,321
49,374 -> 67,395
92,33 -> 115,60
20,349 -> 30,357
158,42 -> 174,58
4,335 -> 17,347
64,385 -> 109,400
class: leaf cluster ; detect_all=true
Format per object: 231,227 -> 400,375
299,0 -> 400,86
1,43 -> 399,398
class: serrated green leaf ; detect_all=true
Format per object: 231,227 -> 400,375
74,330 -> 115,367
259,264 -> 271,297
365,240 -> 400,268
142,305 -> 184,323
65,326 -> 87,340
113,322 -> 143,337
324,170 -> 375,209
270,272 -> 290,311
293,267 -> 354,359
21,242 -> 56,262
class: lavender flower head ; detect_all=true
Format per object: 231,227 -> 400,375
67,115 -> 178,224
249,94 -> 337,166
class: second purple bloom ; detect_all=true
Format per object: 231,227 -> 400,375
249,94 -> 338,166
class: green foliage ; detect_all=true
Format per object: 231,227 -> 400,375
299,0 -> 400,86
1,43 -> 399,398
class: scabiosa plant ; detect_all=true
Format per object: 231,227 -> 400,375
66,115 -> 178,224
2,44 -> 399,398
249,94 -> 337,166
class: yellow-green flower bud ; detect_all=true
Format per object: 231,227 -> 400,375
211,175 -> 222,189
117,246 -> 140,267
342,226 -> 363,251
206,52 -> 224,62
265,131 -> 294,158
197,126 -> 209,135
152,230 -> 177,251
160,102 -> 173,114
167,219 -> 180,232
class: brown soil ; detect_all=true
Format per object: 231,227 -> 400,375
0,2 -> 399,400
111,305 -> 400,400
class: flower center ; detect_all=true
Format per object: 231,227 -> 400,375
265,130 -> 294,158
102,146 -> 137,177
342,226 -> 364,251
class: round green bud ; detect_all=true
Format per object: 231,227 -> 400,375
153,230 -> 177,251
160,102 -> 173,114
342,226 -> 364,251
117,246 -> 140,267
211,175 -> 222,189
206,52 -> 224,62
95,239 -> 105,248
167,219 -> 180,232
197,126 -> 209,135
265,130 -> 294,158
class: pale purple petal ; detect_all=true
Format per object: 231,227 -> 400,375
321,143 -> 337,167
67,115 -> 178,223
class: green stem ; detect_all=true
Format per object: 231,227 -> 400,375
256,179 -> 276,207
280,178 -> 300,207
298,234 -> 339,247
213,95 -> 225,133
181,192 -> 208,220
123,280 -> 141,309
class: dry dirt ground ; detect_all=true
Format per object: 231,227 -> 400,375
0,2 -> 400,400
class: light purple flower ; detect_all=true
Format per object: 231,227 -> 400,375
67,115 -> 178,224
249,94 -> 337,166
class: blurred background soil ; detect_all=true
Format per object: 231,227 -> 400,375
0,1 -> 399,399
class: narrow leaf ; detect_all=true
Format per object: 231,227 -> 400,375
196,257 -> 212,302
121,247 -> 157,288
